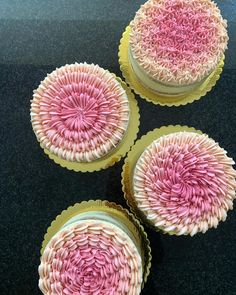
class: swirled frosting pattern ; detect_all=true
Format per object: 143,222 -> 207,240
130,0 -> 228,85
133,132 -> 236,236
39,220 -> 142,295
31,63 -> 129,162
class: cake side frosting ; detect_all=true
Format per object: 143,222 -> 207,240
39,217 -> 142,295
128,47 -> 209,95
130,0 -> 228,86
133,132 -> 236,236
31,63 -> 130,162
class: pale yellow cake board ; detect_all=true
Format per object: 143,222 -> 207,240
119,26 -> 224,107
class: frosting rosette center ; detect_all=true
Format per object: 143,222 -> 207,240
48,75 -> 113,135
31,63 -> 130,162
60,92 -> 100,131
60,247 -> 119,294
133,132 -> 236,235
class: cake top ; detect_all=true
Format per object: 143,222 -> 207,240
39,219 -> 142,295
31,63 -> 129,162
130,0 -> 228,85
133,132 -> 236,236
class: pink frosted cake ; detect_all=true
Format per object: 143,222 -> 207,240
39,208 -> 144,294
31,63 -> 130,162
129,0 -> 228,95
133,132 -> 236,236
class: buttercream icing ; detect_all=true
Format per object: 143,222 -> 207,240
62,212 -> 141,252
31,63 -> 130,162
130,0 -> 228,86
39,211 -> 143,295
128,47 -> 210,95
133,132 -> 236,236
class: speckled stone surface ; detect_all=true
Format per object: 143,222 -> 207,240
0,1 -> 236,295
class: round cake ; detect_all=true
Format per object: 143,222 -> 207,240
133,132 -> 236,236
39,209 -> 143,294
129,0 -> 228,95
31,63 -> 130,162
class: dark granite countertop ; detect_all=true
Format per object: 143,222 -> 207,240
0,1 -> 235,294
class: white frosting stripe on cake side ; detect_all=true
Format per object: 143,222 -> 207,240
128,46 -> 209,95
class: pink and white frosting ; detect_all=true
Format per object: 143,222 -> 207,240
130,0 -> 228,85
133,132 -> 236,236
39,217 -> 142,295
31,63 -> 129,162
